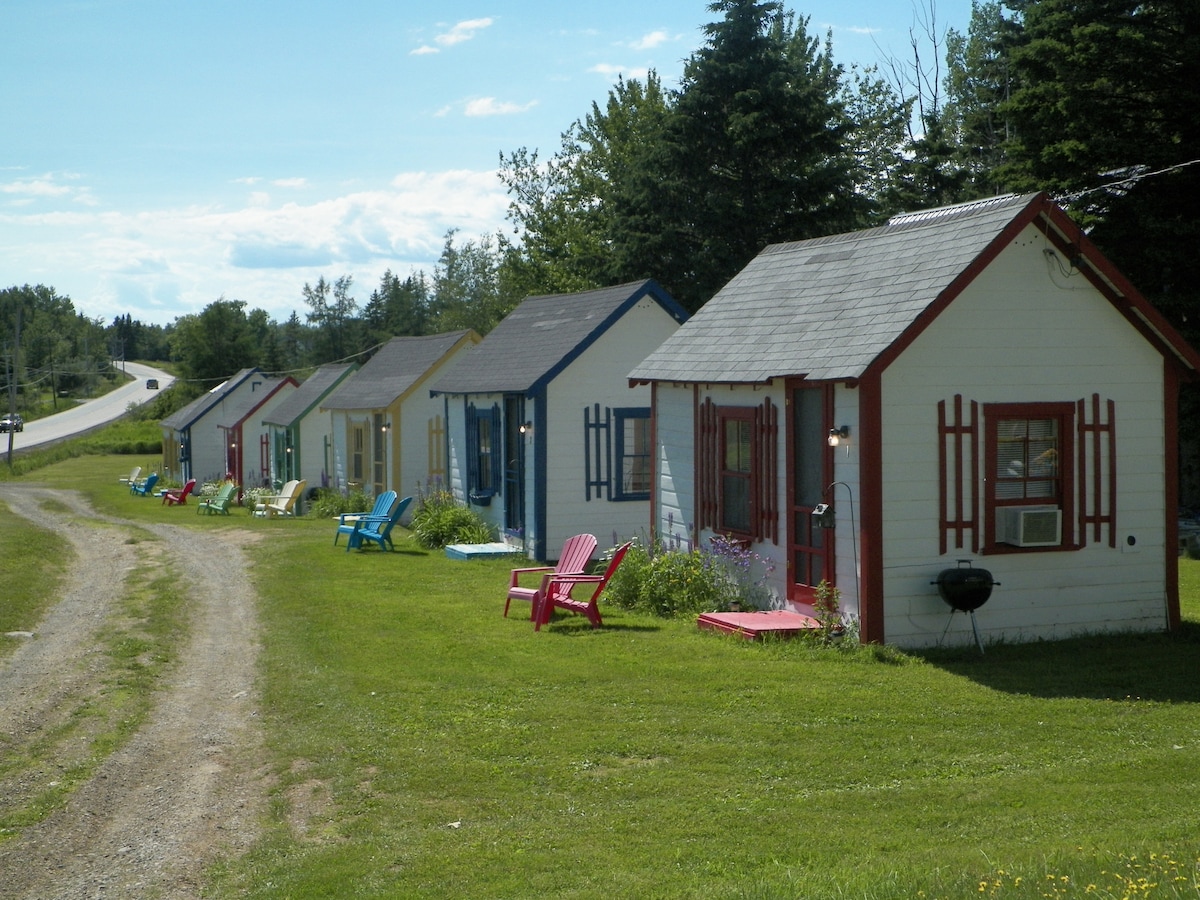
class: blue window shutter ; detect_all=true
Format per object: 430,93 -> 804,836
465,402 -> 479,491
584,403 -> 612,501
490,403 -> 503,492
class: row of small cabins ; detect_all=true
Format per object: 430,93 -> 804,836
159,193 -> 1200,649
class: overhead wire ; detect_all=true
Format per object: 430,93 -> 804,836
1053,157 -> 1200,205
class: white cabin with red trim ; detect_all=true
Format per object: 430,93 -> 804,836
630,193 -> 1200,648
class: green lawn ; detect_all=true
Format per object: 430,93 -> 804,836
8,454 -> 1200,898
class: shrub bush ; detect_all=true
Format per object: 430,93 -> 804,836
410,490 -> 494,549
308,489 -> 371,519
605,537 -> 723,618
604,534 -> 779,618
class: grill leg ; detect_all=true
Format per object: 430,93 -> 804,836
969,610 -> 985,655
939,612 -> 956,647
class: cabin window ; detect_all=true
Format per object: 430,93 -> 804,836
583,405 -> 650,502
476,410 -> 494,491
697,397 -> 778,544
984,403 -> 1074,551
721,411 -> 754,534
615,408 -> 651,500
350,423 -> 366,483
466,402 -> 502,502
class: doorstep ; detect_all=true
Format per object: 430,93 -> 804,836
445,541 -> 517,560
697,609 -> 821,640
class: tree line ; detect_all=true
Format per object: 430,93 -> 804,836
4,0 -> 1197,407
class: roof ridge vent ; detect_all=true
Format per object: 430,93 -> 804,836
888,193 -> 1028,227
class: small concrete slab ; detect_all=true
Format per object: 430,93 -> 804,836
445,542 -> 518,560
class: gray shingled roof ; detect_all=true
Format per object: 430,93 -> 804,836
216,376 -> 291,428
322,331 -> 475,410
262,363 -> 356,426
161,368 -> 262,430
629,193 -> 1041,384
431,279 -> 686,395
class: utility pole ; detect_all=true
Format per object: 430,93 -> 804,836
6,308 -> 21,468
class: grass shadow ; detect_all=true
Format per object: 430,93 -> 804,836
538,621 -> 664,636
915,620 -> 1200,703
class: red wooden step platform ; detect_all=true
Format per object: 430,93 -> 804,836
697,608 -> 821,640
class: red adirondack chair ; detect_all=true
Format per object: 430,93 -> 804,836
504,533 -> 597,621
533,541 -> 633,631
162,478 -> 196,506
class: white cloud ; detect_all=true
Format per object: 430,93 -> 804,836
1,175 -> 74,198
0,172 -> 98,209
631,30 -> 671,50
463,97 -> 538,117
435,17 -> 494,47
0,169 -> 512,326
414,17 -> 495,54
272,178 -> 308,189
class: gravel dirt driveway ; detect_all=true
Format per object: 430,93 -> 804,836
0,485 -> 267,899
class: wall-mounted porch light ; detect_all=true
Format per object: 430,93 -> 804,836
827,425 -> 850,447
519,421 -> 533,435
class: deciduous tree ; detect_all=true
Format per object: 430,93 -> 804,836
169,298 -> 259,387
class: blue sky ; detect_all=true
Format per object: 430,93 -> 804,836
1,1 -> 971,328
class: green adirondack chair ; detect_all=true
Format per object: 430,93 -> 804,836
197,481 -> 237,515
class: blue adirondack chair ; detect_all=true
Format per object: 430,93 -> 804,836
345,495 -> 413,553
130,472 -> 159,496
334,491 -> 397,548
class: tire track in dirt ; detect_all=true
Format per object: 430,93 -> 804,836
0,485 -> 267,899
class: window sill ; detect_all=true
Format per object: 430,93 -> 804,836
982,542 -> 1081,555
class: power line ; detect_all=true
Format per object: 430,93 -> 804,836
1055,157 -> 1200,204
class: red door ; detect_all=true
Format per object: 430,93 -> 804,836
788,384 -> 834,604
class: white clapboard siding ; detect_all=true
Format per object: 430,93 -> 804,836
879,224 -> 1168,646
653,383 -> 696,549
542,295 -> 678,554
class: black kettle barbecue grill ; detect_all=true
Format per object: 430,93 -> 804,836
933,560 -> 1000,654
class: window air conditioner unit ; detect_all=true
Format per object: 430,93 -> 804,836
998,505 -> 1062,547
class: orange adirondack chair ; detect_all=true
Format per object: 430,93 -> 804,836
503,533 -> 597,621
533,541 -> 633,631
162,478 -> 196,506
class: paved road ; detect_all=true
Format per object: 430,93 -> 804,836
2,361 -> 174,453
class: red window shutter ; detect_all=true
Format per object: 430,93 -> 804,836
757,397 -> 778,544
1077,394 -> 1116,548
939,395 -> 979,554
